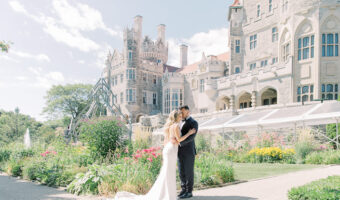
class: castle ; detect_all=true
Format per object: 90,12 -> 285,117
103,0 -> 340,123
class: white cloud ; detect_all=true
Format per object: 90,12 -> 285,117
95,44 -> 112,69
8,1 -> 27,14
27,67 -> 64,88
16,76 -> 28,81
167,28 -> 229,67
11,50 -> 50,62
0,54 -> 19,63
77,60 -> 85,64
8,0 -> 119,52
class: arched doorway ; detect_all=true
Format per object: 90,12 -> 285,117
216,96 -> 231,111
136,114 -> 143,123
238,92 -> 252,109
261,88 -> 277,105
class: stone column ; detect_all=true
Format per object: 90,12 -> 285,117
251,91 -> 257,108
230,95 -> 237,115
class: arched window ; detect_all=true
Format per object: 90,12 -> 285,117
235,67 -> 240,74
327,84 -> 333,92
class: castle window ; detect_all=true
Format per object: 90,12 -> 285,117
235,67 -> 240,74
143,91 -> 147,104
153,93 -> 157,105
142,72 -> 147,82
298,35 -> 314,60
272,27 -> 278,42
269,0 -> 272,12
322,33 -> 339,57
114,75 -> 118,85
172,89 -> 179,110
272,57 -> 278,64
297,84 -> 313,102
327,84 -> 333,92
257,4 -> 261,18
200,79 -> 205,93
126,69 -> 135,80
120,74 -> 123,83
164,88 -> 171,114
128,51 -> 133,61
200,108 -> 208,113
250,63 -> 257,70
120,92 -> 123,103
282,0 -> 288,12
126,89 -> 136,102
250,34 -> 257,49
261,60 -> 267,67
235,40 -> 240,53
153,75 -> 157,85
282,42 -> 290,62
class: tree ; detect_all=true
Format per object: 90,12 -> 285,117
0,41 -> 11,52
0,108 -> 42,145
42,84 -> 93,120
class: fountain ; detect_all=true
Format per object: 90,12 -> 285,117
24,128 -> 31,149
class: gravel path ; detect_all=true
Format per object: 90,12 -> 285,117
1,166 -> 339,200
193,165 -> 340,200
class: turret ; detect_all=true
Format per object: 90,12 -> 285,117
180,44 -> 188,67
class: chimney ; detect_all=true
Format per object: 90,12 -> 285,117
134,15 -> 143,39
157,24 -> 166,43
180,44 -> 188,67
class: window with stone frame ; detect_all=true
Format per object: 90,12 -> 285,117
200,79 -> 205,93
153,75 -> 157,85
250,63 -> 257,70
114,75 -> 118,85
282,0 -> 288,12
164,88 -> 171,114
250,34 -> 257,50
282,42 -> 290,62
153,92 -> 157,105
269,0 -> 273,12
235,67 -> 241,74
126,89 -> 136,102
257,4 -> 261,18
298,35 -> 314,61
120,92 -> 123,103
297,84 -> 313,102
128,51 -> 133,61
261,60 -> 268,67
171,89 -> 179,110
272,27 -> 278,42
235,40 -> 241,53
321,83 -> 339,100
200,108 -> 208,113
142,91 -> 147,104
322,33 -> 339,57
142,72 -> 147,82
272,57 -> 278,64
120,74 -> 123,83
126,69 -> 135,80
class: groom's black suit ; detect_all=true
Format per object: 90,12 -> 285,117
178,116 -> 198,193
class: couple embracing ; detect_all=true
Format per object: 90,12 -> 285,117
115,105 -> 199,200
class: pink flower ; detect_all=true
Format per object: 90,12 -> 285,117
51,151 -> 57,155
147,157 -> 153,162
124,148 -> 129,153
124,157 -> 129,161
40,153 -> 46,157
117,154 -> 121,158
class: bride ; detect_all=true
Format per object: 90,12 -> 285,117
114,110 -> 196,200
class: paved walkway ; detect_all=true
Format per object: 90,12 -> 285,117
193,165 -> 340,200
0,173 -> 103,200
1,166 -> 339,200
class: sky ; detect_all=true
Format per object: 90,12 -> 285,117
0,0 -> 232,121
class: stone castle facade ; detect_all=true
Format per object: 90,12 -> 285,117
104,0 -> 340,122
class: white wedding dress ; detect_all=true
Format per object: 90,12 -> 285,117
114,125 -> 179,200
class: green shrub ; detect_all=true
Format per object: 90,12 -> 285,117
326,123 -> 340,149
288,176 -> 340,200
8,161 -> 23,177
0,149 -> 11,163
79,117 -> 128,159
305,150 -> 340,164
196,134 -> 212,153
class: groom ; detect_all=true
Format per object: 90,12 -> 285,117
178,105 -> 198,199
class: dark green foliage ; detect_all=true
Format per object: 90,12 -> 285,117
288,176 -> 340,200
79,117 -> 128,159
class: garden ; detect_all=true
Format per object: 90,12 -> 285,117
1,113 -> 339,198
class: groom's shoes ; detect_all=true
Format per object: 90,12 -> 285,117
177,190 -> 186,197
179,192 -> 193,199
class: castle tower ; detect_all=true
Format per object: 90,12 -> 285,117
157,24 -> 166,44
228,0 -> 244,75
180,44 -> 188,67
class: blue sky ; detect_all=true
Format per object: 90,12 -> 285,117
0,0 -> 232,121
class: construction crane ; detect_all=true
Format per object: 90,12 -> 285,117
66,77 -> 132,144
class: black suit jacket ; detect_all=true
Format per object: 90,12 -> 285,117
178,116 -> 199,156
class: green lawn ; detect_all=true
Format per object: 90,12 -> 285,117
233,163 -> 322,181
